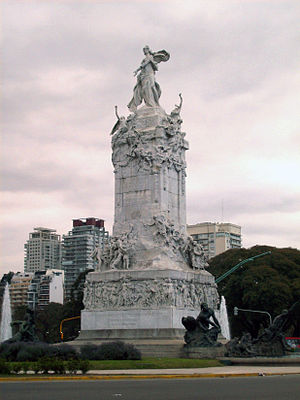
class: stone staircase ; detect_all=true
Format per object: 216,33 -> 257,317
134,343 -> 185,358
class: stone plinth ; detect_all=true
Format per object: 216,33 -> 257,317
79,268 -> 219,342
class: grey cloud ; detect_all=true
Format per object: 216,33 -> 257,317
187,190 -> 300,223
1,168 -> 74,192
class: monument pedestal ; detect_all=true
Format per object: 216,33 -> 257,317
78,268 -> 219,357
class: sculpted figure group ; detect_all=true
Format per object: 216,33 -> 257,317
148,214 -> 207,270
83,276 -> 215,311
182,303 -> 222,347
92,229 -> 136,272
225,300 -> 300,357
111,111 -> 187,174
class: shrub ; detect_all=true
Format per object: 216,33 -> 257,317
21,362 -> 29,374
98,341 -> 127,360
37,358 -> 53,374
32,362 -> 40,374
16,344 -> 51,362
50,358 -> 65,375
0,359 -> 11,374
78,359 -> 90,374
80,344 -> 98,360
50,344 -> 78,360
66,359 -> 80,374
80,341 -> 141,360
10,363 -> 22,374
0,342 -> 23,361
122,343 -> 142,360
0,342 -> 78,362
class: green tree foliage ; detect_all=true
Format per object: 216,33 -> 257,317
0,272 -> 14,285
208,245 -> 300,338
35,301 -> 83,343
70,269 -> 93,303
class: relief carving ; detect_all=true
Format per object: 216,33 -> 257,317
83,276 -> 215,311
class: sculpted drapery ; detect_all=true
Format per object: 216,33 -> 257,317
128,46 -> 170,112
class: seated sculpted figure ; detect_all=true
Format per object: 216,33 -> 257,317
182,303 -> 221,347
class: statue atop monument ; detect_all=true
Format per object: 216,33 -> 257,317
128,45 -> 170,112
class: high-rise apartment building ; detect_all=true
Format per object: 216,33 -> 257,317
27,269 -> 64,310
62,218 -> 109,301
9,272 -> 33,311
24,227 -> 62,273
187,222 -> 242,259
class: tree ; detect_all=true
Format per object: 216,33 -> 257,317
35,302 -> 65,343
35,270 -> 91,343
208,245 -> 300,338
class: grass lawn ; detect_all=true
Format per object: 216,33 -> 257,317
88,358 -> 223,370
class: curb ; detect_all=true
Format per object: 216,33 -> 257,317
1,371 -> 300,382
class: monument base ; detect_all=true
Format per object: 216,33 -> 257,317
77,307 -> 197,357
78,268 -> 219,357
182,345 -> 226,359
81,307 -> 200,332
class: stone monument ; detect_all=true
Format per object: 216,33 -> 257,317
79,46 -> 219,351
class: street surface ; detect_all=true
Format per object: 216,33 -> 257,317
1,375 -> 300,400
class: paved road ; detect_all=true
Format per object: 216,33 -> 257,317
1,375 -> 300,400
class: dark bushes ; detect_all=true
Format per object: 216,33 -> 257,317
0,342 -> 22,361
79,344 -> 98,360
49,344 -> 78,360
0,358 -> 11,374
0,359 -> 90,375
80,341 -> 141,360
0,342 -> 77,362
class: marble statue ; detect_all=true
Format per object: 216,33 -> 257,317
110,106 -> 128,136
128,45 -> 170,112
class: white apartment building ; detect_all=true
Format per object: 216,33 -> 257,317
187,222 -> 242,259
27,269 -> 64,310
24,227 -> 62,273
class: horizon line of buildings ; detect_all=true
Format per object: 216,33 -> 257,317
3,218 -> 241,312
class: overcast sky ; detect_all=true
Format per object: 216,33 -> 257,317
1,0 -> 300,275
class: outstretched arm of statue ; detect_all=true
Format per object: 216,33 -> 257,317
133,67 -> 141,76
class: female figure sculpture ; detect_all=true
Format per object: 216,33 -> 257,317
128,46 -> 170,112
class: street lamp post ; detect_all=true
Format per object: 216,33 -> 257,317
233,306 -> 272,326
215,251 -> 271,284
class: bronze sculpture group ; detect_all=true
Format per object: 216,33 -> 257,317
225,300 -> 300,357
182,303 -> 221,347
